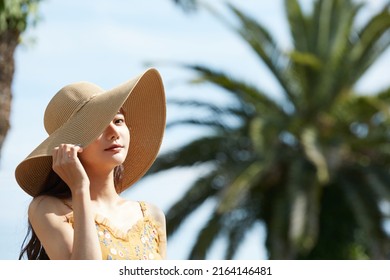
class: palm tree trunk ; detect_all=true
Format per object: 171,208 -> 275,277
0,28 -> 19,159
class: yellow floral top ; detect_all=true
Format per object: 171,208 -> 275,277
65,201 -> 164,260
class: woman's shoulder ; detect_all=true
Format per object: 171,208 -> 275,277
140,201 -> 166,225
28,195 -> 70,220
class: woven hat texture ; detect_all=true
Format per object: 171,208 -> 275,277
15,68 -> 166,197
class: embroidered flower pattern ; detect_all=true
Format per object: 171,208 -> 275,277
94,203 -> 161,260
66,202 -> 162,260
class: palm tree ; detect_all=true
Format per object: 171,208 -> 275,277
145,0 -> 390,259
0,0 -> 41,160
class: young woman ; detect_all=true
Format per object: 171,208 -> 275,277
15,68 -> 167,260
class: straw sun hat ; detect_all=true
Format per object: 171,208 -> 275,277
15,68 -> 166,197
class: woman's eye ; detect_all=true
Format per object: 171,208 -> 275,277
113,113 -> 125,125
114,117 -> 125,124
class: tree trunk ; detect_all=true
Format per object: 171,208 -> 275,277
0,28 -> 19,161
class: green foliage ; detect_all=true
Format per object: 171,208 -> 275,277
0,0 -> 41,33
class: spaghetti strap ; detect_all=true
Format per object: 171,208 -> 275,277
139,201 -> 147,217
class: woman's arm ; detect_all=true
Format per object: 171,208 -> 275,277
68,187 -> 102,260
28,195 -> 75,259
145,202 -> 167,259
28,191 -> 102,260
28,144 -> 102,260
53,144 -> 102,259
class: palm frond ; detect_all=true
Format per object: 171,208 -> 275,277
225,4 -> 298,107
217,160 -> 264,214
365,167 -> 390,203
147,136 -> 224,174
168,99 -> 250,118
377,86 -> 390,101
183,64 -> 287,117
189,212 -> 222,259
165,170 -> 219,236
166,117 -> 236,132
224,211 -> 258,259
348,4 -> 390,84
171,0 -> 197,12
340,169 -> 390,259
315,0 -> 336,58
285,0 -> 309,52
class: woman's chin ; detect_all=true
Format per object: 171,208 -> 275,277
109,154 -> 127,165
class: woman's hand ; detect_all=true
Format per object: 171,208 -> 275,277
44,144 -> 102,259
52,144 -> 90,194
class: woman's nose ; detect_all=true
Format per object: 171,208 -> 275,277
106,122 -> 120,140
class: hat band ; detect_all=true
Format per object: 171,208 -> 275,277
73,93 -> 98,116
49,93 -> 99,135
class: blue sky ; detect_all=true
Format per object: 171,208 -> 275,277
0,0 -> 388,260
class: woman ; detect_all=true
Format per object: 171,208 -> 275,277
15,68 -> 167,260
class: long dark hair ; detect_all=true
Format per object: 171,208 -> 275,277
18,165 -> 124,260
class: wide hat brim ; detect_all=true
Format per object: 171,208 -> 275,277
15,68 -> 166,197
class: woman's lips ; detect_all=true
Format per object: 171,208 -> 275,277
104,144 -> 124,152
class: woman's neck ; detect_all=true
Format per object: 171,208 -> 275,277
86,169 -> 120,204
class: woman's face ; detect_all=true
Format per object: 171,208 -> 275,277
79,111 -> 130,171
